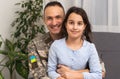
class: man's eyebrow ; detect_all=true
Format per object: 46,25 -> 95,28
45,16 -> 52,19
55,15 -> 62,18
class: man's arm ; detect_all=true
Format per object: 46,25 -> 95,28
57,63 -> 106,79
27,33 -> 48,79
57,64 -> 89,73
101,61 -> 106,78
57,65 -> 84,79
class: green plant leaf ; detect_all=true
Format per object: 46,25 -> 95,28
0,50 -> 8,55
15,52 -> 28,60
0,41 -> 2,47
5,39 -> 15,52
4,0 -> 45,78
0,72 -> 4,79
15,60 -> 28,78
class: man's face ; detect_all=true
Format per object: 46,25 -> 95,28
44,6 -> 64,35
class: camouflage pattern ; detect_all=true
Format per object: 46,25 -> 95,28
27,33 -> 53,79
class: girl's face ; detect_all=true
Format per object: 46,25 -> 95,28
66,13 -> 86,39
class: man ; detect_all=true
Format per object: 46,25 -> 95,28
28,1 -> 65,79
27,1 -> 106,79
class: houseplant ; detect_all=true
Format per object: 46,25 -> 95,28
0,0 -> 44,79
0,36 -> 27,79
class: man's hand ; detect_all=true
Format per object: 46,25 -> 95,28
57,64 -> 84,79
57,64 -> 72,73
57,76 -> 65,79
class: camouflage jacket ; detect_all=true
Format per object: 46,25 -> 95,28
27,33 -> 53,79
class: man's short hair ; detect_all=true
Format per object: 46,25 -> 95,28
44,1 -> 65,13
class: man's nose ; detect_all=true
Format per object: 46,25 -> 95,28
52,19 -> 57,25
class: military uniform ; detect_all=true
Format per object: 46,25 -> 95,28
27,33 -> 53,79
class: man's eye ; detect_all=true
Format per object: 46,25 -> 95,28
47,18 -> 52,20
56,16 -> 62,19
45,17 -> 52,20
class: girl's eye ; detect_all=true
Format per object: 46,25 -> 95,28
78,23 -> 82,25
78,22 -> 84,26
69,21 -> 74,24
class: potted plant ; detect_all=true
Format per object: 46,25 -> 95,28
0,36 -> 27,79
0,0 -> 44,79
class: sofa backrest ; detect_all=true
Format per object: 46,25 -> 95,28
93,32 -> 120,79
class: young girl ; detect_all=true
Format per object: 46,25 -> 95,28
47,6 -> 102,79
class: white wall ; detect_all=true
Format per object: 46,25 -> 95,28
0,0 -> 20,41
0,0 -> 22,79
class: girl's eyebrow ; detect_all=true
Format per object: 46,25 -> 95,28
68,20 -> 83,22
